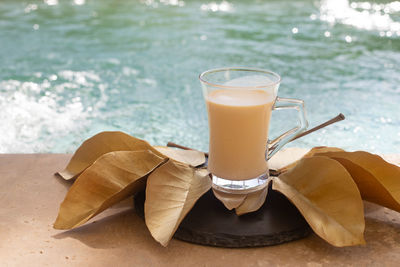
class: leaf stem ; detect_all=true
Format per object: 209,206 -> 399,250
291,113 -> 345,141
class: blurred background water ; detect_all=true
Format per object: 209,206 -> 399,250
0,0 -> 399,153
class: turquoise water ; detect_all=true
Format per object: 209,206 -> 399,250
0,0 -> 399,153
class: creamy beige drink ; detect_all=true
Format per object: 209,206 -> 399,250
206,89 -> 275,180
200,68 -> 307,193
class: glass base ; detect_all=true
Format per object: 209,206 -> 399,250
211,173 -> 269,194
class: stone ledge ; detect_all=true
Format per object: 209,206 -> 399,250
1,153 -> 400,266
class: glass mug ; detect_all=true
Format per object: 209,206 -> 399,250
200,67 -> 308,194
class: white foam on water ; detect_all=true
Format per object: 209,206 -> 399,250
0,89 -> 86,152
0,70 -> 107,153
58,70 -> 101,86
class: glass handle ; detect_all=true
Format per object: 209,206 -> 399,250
267,97 -> 308,160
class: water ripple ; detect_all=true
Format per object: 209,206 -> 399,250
0,0 -> 399,153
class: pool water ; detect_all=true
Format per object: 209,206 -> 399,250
0,0 -> 399,153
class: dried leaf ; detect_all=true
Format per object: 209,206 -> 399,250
268,147 -> 309,172
212,184 -> 269,215
235,185 -> 269,216
381,154 -> 400,166
304,146 -> 345,157
212,189 -> 247,210
271,147 -> 344,174
58,131 -> 163,180
145,160 -> 211,246
315,151 -> 400,212
154,146 -> 206,167
272,156 -> 365,247
54,150 -> 166,229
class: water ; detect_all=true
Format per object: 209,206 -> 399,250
0,0 -> 399,153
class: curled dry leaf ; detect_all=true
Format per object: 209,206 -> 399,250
154,146 -> 206,167
235,185 -> 269,216
58,131 -> 163,180
272,156 -> 365,247
270,147 -> 345,174
145,159 -> 211,246
303,146 -> 345,158
316,151 -> 400,212
212,189 -> 246,210
54,150 -> 166,230
381,154 -> 400,166
212,184 -> 269,215
268,147 -> 309,173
